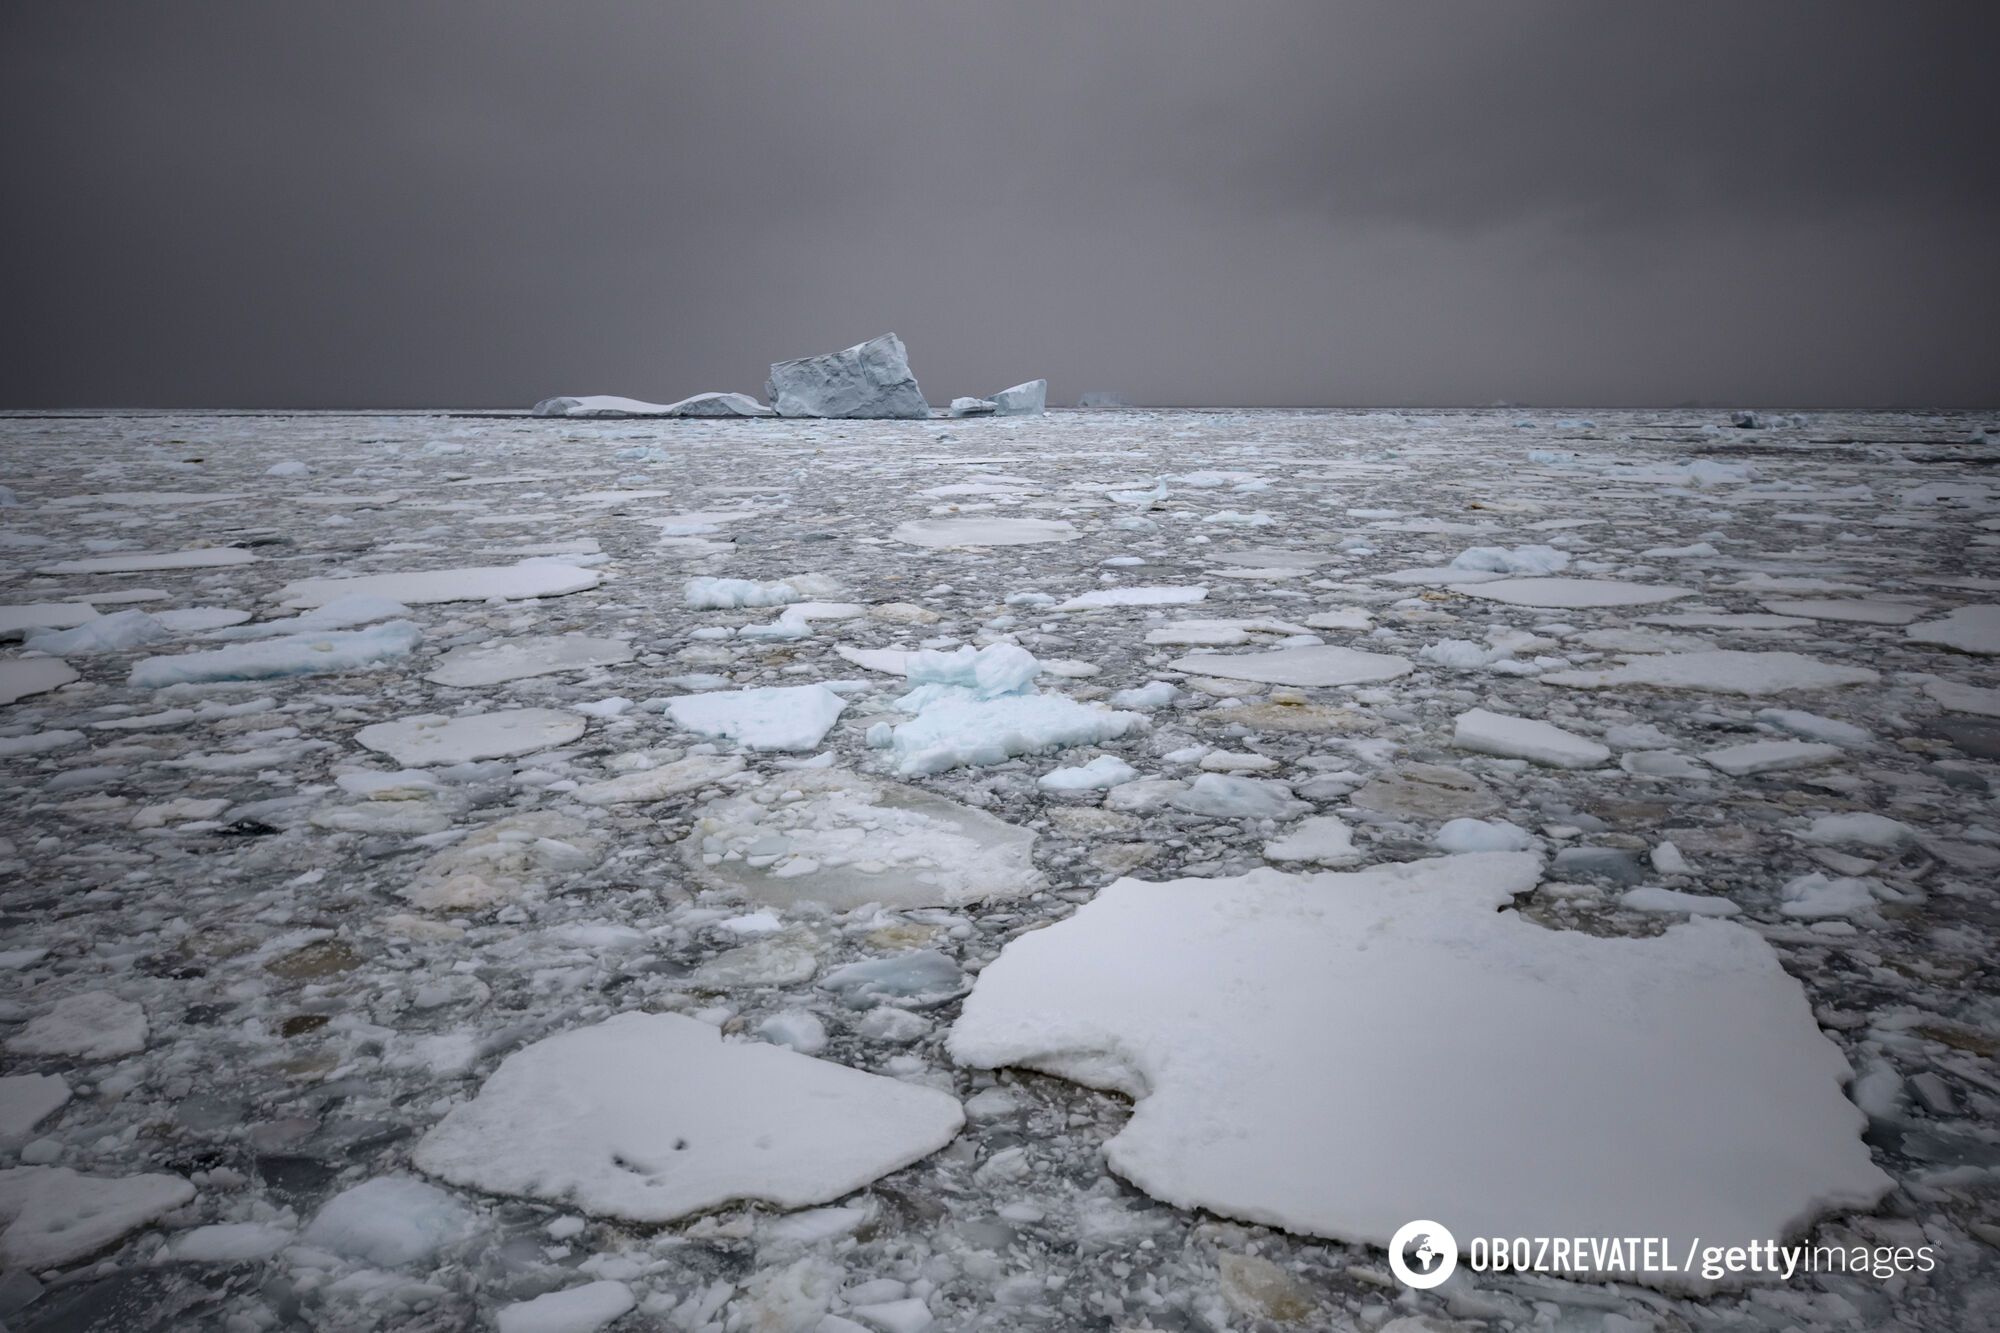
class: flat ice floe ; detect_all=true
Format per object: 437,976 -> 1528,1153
38,548 -> 257,574
426,635 -> 633,686
0,1167 -> 195,1268
355,708 -> 587,766
1056,585 -> 1207,610
684,769 -> 1044,909
1452,707 -> 1609,768
1544,651 -> 1880,695
276,560 -> 600,608
1460,577 -> 1694,608
666,684 -> 847,751
1905,604 -> 2000,654
0,603 -> 98,638
412,1012 -> 962,1222
947,853 -> 1889,1291
1925,677 -> 2000,717
128,622 -> 423,687
1761,598 -> 1927,625
1702,740 -> 1843,776
890,517 -> 1079,547
0,657 -> 78,705
1167,645 -> 1413,687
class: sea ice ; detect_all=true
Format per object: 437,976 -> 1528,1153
7,990 -> 148,1059
1544,651 -> 1880,695
302,1176 -> 477,1266
573,753 -> 747,805
1925,678 -> 2000,717
412,1012 -> 963,1221
685,575 -> 839,610
1762,598 -> 1927,625
890,517 -> 1079,547
1448,544 -> 1570,575
0,603 -> 98,638
1434,817 -> 1535,852
0,1167 -> 195,1268
1037,755 -> 1141,792
0,657 -> 79,705
1452,708 -> 1609,768
1167,645 -> 1413,687
1461,578 -> 1694,609
884,693 -> 1140,776
948,854 -> 1889,1291
129,622 -> 423,687
1702,740 -> 1844,776
766,333 -> 929,419
426,636 -> 633,686
665,684 -> 847,751
0,1074 -> 70,1139
1057,585 -> 1207,610
685,769 -> 1044,909
39,548 -> 257,574
1262,815 -> 1360,864
277,560 -> 600,608
23,609 -> 172,655
355,709 -> 588,766
1905,605 -> 2000,654
1169,773 -> 1307,819
495,1281 -> 636,1333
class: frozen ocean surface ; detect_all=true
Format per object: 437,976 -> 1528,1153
0,406 -> 1995,1330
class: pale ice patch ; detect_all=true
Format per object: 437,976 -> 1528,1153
1167,645 -> 1412,687
495,1281 -> 636,1333
0,1074 -> 70,1139
1905,605 -> 2000,654
277,560 -> 599,608
1452,708 -> 1609,768
890,517 -> 1079,547
684,768 -> 1044,910
1925,678 -> 2000,717
1619,887 -> 1744,917
666,684 -> 847,751
1448,544 -> 1570,576
7,990 -> 147,1059
302,1176 -> 477,1267
948,854 -> 1889,1292
884,694 -> 1141,777
685,575 -> 840,610
0,603 -> 98,638
1038,755 -> 1141,792
1762,598 -> 1927,626
0,657 -> 79,705
355,708 -> 587,766
129,621 -> 423,687
0,1167 -> 195,1268
1460,578 -> 1694,609
412,1012 -> 962,1222
1057,585 -> 1207,611
1544,651 -> 1880,695
1701,740 -> 1844,776
572,753 -> 747,805
39,547 -> 257,574
1262,815 -> 1360,864
426,636 -> 633,687
200,593 -> 410,640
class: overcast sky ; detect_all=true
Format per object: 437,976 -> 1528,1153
3,2 -> 1996,409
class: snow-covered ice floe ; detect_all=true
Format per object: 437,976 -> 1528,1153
128,621 -> 423,687
948,853 -> 1890,1292
413,1012 -> 962,1221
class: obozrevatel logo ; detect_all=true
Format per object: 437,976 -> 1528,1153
1388,1219 -> 1459,1289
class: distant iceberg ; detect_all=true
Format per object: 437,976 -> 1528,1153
766,333 -> 929,419
1076,390 -> 1131,409
532,392 -> 773,418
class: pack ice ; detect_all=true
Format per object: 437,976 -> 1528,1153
948,853 -> 1890,1292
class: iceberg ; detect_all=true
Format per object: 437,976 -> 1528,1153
766,333 -> 929,419
948,396 -> 996,417
990,378 -> 1047,415
531,392 -> 774,418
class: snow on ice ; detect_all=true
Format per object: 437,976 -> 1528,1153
413,1012 -> 963,1221
949,853 -> 1891,1292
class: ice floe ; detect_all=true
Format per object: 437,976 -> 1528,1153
277,559 -> 600,608
1461,577 -> 1694,608
684,768 -> 1044,909
949,853 -> 1889,1291
1166,645 -> 1413,687
128,621 -> 424,687
355,708 -> 588,766
666,684 -> 848,751
426,635 -> 633,686
413,1012 -> 962,1220
1544,651 -> 1880,695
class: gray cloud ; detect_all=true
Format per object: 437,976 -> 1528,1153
2,1 -> 1995,408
